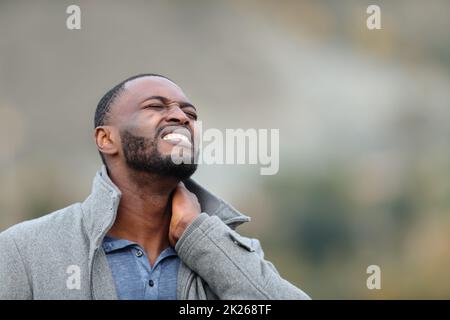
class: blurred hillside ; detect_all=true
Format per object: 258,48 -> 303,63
1,0 -> 450,298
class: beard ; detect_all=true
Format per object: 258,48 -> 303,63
120,129 -> 197,181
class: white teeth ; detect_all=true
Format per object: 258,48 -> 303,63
163,133 -> 190,143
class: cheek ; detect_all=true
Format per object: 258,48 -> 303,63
192,122 -> 201,144
128,115 -> 160,138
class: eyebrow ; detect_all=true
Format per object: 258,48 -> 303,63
141,95 -> 196,111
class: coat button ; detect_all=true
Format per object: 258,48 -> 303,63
149,280 -> 154,287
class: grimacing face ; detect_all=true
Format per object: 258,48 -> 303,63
99,76 -> 199,180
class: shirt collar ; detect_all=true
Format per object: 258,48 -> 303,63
102,236 -> 178,260
102,235 -> 135,253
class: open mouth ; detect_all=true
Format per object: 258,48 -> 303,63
160,126 -> 192,147
162,132 -> 191,144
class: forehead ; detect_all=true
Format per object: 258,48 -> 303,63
123,76 -> 189,103
112,76 -> 190,118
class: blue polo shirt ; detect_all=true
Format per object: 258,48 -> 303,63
102,235 -> 180,300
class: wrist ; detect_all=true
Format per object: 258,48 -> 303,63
173,212 -> 200,243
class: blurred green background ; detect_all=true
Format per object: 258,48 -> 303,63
1,0 -> 450,299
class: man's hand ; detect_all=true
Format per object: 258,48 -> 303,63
169,182 -> 201,247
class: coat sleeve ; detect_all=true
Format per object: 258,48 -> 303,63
175,213 -> 311,300
0,230 -> 33,299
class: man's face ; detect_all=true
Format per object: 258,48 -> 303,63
109,76 -> 198,180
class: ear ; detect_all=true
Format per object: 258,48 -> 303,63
94,126 -> 119,157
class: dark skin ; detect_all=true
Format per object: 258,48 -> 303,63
94,76 -> 201,267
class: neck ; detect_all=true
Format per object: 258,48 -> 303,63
106,164 -> 179,262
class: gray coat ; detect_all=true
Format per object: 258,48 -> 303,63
0,166 -> 310,300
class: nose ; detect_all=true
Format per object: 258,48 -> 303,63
165,105 -> 190,125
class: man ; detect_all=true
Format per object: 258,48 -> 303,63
0,74 -> 310,300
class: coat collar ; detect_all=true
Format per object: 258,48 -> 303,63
81,165 -> 251,249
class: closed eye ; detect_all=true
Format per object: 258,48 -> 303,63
185,112 -> 198,120
142,103 -> 198,120
143,104 -> 164,109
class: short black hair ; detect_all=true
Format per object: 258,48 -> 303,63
94,73 -> 172,165
94,73 -> 172,128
